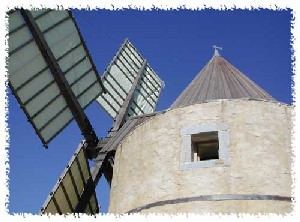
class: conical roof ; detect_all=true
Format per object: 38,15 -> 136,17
170,52 -> 275,109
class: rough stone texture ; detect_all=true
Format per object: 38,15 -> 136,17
108,99 -> 293,214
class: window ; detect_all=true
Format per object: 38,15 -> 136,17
180,123 -> 230,169
191,131 -> 219,162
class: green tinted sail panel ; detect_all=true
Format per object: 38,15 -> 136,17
30,9 -> 103,111
124,61 -> 164,121
97,39 -> 164,120
41,143 -> 99,214
96,40 -> 143,118
8,10 -> 103,145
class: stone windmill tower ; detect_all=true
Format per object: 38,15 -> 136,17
108,47 -> 293,214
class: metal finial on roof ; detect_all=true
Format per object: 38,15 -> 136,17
213,45 -> 222,56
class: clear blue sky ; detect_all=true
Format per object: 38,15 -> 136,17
8,9 -> 292,213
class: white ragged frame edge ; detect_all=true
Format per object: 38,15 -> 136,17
0,1 -> 299,222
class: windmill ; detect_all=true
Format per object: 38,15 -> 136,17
7,9 -> 164,214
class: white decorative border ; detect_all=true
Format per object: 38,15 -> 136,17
0,1 -> 299,222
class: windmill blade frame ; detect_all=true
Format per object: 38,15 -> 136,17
40,141 -> 99,214
7,9 -> 105,150
96,39 -> 164,124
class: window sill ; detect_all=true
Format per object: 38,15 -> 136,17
180,159 -> 230,170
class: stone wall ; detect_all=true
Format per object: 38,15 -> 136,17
108,99 -> 293,214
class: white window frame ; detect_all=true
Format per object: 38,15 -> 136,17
180,123 -> 230,170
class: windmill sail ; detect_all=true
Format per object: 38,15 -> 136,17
7,9 -> 104,146
41,142 -> 99,214
97,39 -> 164,122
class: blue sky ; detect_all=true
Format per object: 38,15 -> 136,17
8,9 -> 292,213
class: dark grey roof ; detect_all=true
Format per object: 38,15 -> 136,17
170,54 -> 275,109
